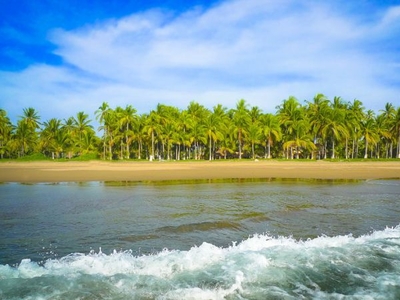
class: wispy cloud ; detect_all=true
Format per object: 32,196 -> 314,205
1,0 -> 399,124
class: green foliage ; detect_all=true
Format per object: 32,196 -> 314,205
71,152 -> 99,161
1,96 -> 400,161
16,153 -> 49,161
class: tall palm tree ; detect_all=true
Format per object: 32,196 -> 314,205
118,104 -> 137,159
190,121 -> 207,160
186,102 -> 208,160
135,114 -> 147,159
0,109 -> 13,158
21,107 -> 41,131
374,114 -> 392,158
305,94 -> 330,158
211,104 -> 229,159
204,111 -> 220,160
95,102 -> 111,160
41,118 -> 63,158
175,110 -> 193,160
218,122 -> 236,159
277,96 -> 304,159
260,113 -> 281,159
143,110 -> 160,160
361,111 -> 379,158
232,99 -> 250,159
14,120 -> 33,156
72,111 -> 94,155
246,122 -> 262,159
282,118 -> 315,159
19,107 -> 41,155
347,99 -> 365,158
393,107 -> 400,158
62,117 -> 76,159
379,103 -> 396,158
249,106 -> 262,124
321,103 -> 348,159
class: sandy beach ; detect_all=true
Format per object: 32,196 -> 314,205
0,160 -> 399,183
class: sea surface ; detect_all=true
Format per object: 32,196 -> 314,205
0,178 -> 399,299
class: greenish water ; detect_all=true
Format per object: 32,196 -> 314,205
0,179 -> 399,299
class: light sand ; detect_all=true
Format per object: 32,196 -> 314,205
0,160 -> 399,183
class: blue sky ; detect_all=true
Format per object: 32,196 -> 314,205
1,0 -> 399,125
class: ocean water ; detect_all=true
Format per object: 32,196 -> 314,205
0,179 -> 399,299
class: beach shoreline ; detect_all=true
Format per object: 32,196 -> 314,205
0,160 -> 399,183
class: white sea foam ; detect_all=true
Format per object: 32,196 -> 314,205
1,226 -> 399,299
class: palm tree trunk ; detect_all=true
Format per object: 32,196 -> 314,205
126,140 -> 130,159
209,136 -> 212,161
151,130 -> 155,159
355,139 -> 359,159
238,130 -> 242,159
364,139 -> 368,158
267,139 -> 271,159
397,133 -> 400,158
331,139 -> 335,159
108,135 -> 112,160
390,142 -> 393,158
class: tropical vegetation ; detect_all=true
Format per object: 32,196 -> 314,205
1,95 -> 400,160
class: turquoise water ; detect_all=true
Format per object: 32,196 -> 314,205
0,179 -> 399,299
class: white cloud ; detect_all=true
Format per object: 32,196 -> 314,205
381,5 -> 400,26
1,0 -> 399,125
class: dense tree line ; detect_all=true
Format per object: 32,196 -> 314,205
1,95 -> 400,160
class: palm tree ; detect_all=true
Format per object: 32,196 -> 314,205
232,99 -> 250,159
218,122 -> 236,159
143,110 -> 160,160
174,110 -> 193,160
277,96 -> 304,159
95,102 -> 111,159
21,107 -> 41,131
249,106 -> 262,124
62,117 -> 75,159
186,102 -> 208,160
118,104 -> 137,159
379,103 -> 396,158
72,111 -> 94,155
134,114 -> 147,159
321,102 -> 348,159
19,107 -> 41,155
374,114 -> 392,158
204,111 -> 221,160
110,107 -> 126,159
0,109 -> 13,158
347,99 -> 365,158
282,118 -> 315,159
190,120 -> 207,160
41,118 -> 63,158
305,94 -> 330,158
210,104 -> 229,159
260,113 -> 281,159
361,111 -> 379,158
393,107 -> 400,158
14,120 -> 33,156
246,122 -> 262,159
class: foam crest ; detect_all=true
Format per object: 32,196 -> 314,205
0,226 -> 399,299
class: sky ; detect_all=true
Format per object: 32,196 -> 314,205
1,0 -> 400,126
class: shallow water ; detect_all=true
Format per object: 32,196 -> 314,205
0,179 -> 399,299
